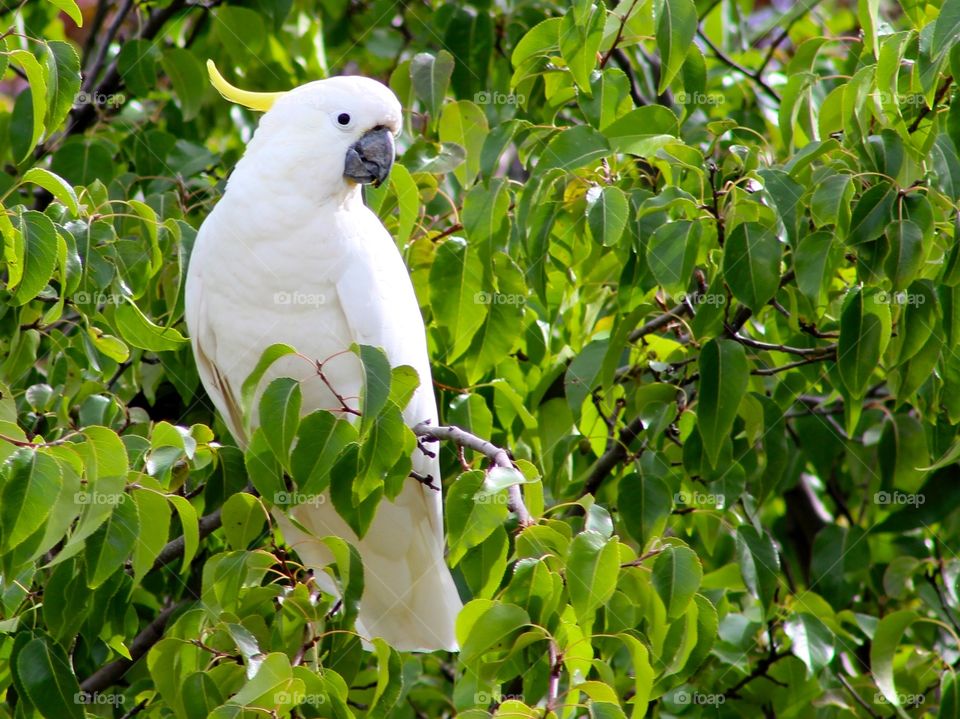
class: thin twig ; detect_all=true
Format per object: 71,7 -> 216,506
697,29 -> 781,102
413,422 -> 534,526
83,0 -> 136,94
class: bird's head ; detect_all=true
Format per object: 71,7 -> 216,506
208,61 -> 402,202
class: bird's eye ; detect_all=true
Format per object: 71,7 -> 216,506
337,113 -> 351,126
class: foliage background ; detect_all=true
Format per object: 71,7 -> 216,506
2,0 -> 960,716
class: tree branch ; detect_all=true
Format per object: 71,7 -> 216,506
82,0 -> 135,95
413,422 -> 534,527
580,414 -> 646,497
80,601 -> 187,693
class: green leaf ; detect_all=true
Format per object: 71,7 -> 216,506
648,219 -> 700,294
10,211 -> 59,306
880,220 -> 925,293
131,481 -> 171,582
290,411 -> 357,496
696,339 -> 748,467
656,0 -> 698,94
722,222 -> 782,313
604,106 -> 679,155
368,638 -> 403,719
459,601 -> 529,664
784,612 -> 835,675
9,50 -> 47,160
838,287 -> 890,399
618,472 -> 673,544
446,470 -> 509,565
537,125 -> 610,173
735,525 -> 780,613
410,51 -> 454,122
43,41 -> 81,132
439,100 -> 488,185
15,636 -> 83,719
566,530 -> 620,624
258,377 -> 302,469
167,495 -> 199,572
221,493 -> 265,550
118,40 -> 160,97
429,238 -> 485,362
933,1 -> 960,59
114,299 -> 189,351
45,0 -> 84,27
559,2 -> 605,92
161,48 -> 205,121
21,168 -> 78,216
587,186 -> 630,247
870,610 -> 917,707
651,545 -> 702,620
241,344 -> 298,420
0,448 -> 62,553
354,344 -> 392,428
84,494 -> 139,588
847,182 -> 895,245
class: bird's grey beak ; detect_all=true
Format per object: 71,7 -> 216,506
343,126 -> 394,187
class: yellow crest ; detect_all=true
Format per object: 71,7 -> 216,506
206,60 -> 285,112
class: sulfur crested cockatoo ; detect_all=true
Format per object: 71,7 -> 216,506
184,62 -> 462,652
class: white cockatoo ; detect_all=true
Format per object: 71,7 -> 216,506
184,63 -> 462,651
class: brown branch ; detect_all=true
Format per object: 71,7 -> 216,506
599,0 -> 641,68
412,422 -> 534,527
80,601 -> 187,693
151,507 -> 223,571
908,76 -> 953,133
581,414 -> 646,497
82,0 -> 135,95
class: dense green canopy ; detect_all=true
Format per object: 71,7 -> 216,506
2,0 -> 960,716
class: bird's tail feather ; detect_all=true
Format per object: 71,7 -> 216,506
273,486 -> 462,652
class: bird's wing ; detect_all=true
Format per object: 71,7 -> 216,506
333,212 -> 444,537
184,225 -> 247,446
